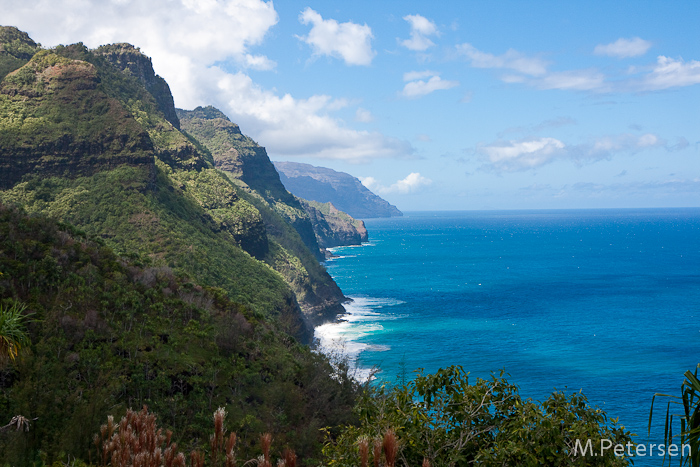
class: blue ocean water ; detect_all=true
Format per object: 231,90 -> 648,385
316,208 -> 700,464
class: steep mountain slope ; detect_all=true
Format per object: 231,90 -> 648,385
176,107 -> 319,254
0,30 -> 344,334
0,204 -> 358,465
177,107 -> 347,323
273,161 -> 403,219
95,43 -> 180,129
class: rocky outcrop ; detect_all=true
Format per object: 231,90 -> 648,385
177,107 -> 324,259
177,106 -> 348,325
95,43 -> 180,129
176,107 -> 291,199
274,161 -> 403,219
301,199 -> 368,248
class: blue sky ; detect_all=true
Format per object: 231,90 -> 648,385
3,0 -> 699,210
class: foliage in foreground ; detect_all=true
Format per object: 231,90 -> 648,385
650,365 -> 700,467
0,300 -> 30,364
324,366 -> 633,467
0,204 -> 358,466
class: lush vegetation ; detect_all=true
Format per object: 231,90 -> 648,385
177,107 -> 346,324
323,366 -> 632,466
0,30 -> 348,336
0,301 -> 30,364
0,27 -> 653,467
0,204 -> 358,465
0,26 -> 40,80
0,165 -> 300,327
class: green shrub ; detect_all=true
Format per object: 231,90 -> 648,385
324,366 -> 632,467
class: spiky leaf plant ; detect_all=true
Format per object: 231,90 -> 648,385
0,300 -> 30,364
649,365 -> 700,466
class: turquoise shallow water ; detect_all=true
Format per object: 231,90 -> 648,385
316,208 -> 700,465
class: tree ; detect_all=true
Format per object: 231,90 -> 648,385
323,366 -> 632,466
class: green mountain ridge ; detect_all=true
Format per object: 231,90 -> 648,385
0,25 -> 645,467
0,25 -> 365,465
176,106 -> 349,324
0,30 -> 351,335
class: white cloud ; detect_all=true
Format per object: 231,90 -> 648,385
456,43 -> 548,76
214,71 -> 411,161
400,14 -> 438,51
1,0 -> 409,162
361,173 -> 432,194
639,56 -> 700,90
0,0 -> 280,108
2,0 -> 279,71
478,133 -> 667,172
480,138 -> 566,171
401,71 -> 459,98
594,37 -> 652,58
403,70 -> 439,81
359,176 -> 380,191
355,107 -> 374,123
535,69 -> 608,91
457,42 -> 700,93
242,53 -> 277,71
297,8 -> 375,66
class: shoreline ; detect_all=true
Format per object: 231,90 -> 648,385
313,294 -> 403,382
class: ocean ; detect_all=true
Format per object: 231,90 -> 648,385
315,208 -> 700,464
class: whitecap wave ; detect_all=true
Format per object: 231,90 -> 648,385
314,295 -> 404,382
325,255 -> 357,261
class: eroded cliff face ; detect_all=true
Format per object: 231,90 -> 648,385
94,43 -> 180,130
302,199 -> 369,249
177,106 -> 348,325
274,161 -> 403,219
177,107 -> 323,258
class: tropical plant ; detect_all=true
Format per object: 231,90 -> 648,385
94,406 -> 297,467
324,366 -> 632,466
649,365 -> 700,466
0,300 -> 30,364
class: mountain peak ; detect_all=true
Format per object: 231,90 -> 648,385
273,161 -> 403,219
0,25 -> 39,59
95,42 -> 180,129
0,26 -> 41,80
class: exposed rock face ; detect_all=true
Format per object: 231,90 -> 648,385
177,106 -> 348,325
95,43 -> 180,129
176,107 -> 290,198
274,161 -> 403,219
301,199 -> 369,248
177,106 -> 323,260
